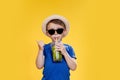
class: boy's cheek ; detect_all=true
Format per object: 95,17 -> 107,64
46,32 -> 51,37
62,31 -> 67,37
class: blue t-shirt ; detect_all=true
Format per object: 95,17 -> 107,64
42,43 -> 76,80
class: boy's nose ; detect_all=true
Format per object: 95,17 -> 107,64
54,31 -> 57,35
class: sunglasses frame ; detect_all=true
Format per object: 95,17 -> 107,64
47,28 -> 64,35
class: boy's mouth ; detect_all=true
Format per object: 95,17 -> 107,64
52,35 -> 61,42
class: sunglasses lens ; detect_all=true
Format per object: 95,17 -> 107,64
48,29 -> 55,35
48,28 -> 64,35
57,29 -> 64,34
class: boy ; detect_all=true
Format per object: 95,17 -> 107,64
36,15 -> 77,80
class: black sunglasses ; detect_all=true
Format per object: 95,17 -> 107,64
47,28 -> 64,35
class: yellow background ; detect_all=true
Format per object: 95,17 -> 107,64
0,0 -> 120,80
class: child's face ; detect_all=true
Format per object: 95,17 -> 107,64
46,22 -> 66,42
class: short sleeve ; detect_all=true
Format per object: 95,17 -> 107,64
66,45 -> 77,59
43,43 -> 50,56
43,45 -> 46,56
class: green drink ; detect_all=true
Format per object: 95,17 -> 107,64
52,45 -> 62,62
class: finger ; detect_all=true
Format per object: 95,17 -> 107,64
56,44 -> 63,48
55,44 -> 62,48
37,40 -> 44,46
36,40 -> 39,44
55,48 -> 61,52
59,42 -> 63,45
36,41 -> 41,46
55,37 -> 58,42
55,46 -> 61,49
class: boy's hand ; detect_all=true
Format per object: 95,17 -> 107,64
55,41 -> 67,56
37,40 -> 44,50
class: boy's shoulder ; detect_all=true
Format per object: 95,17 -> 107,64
43,43 -> 51,49
64,44 -> 74,49
63,43 -> 68,46
44,43 -> 51,46
64,43 -> 70,47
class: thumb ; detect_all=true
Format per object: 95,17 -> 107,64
36,40 -> 39,45
36,40 -> 44,46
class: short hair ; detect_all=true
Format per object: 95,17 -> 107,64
46,19 -> 66,30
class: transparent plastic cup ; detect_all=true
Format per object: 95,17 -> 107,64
52,45 -> 62,62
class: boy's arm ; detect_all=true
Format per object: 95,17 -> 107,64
55,42 -> 77,71
63,51 -> 77,71
36,41 -> 45,69
36,49 -> 45,69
